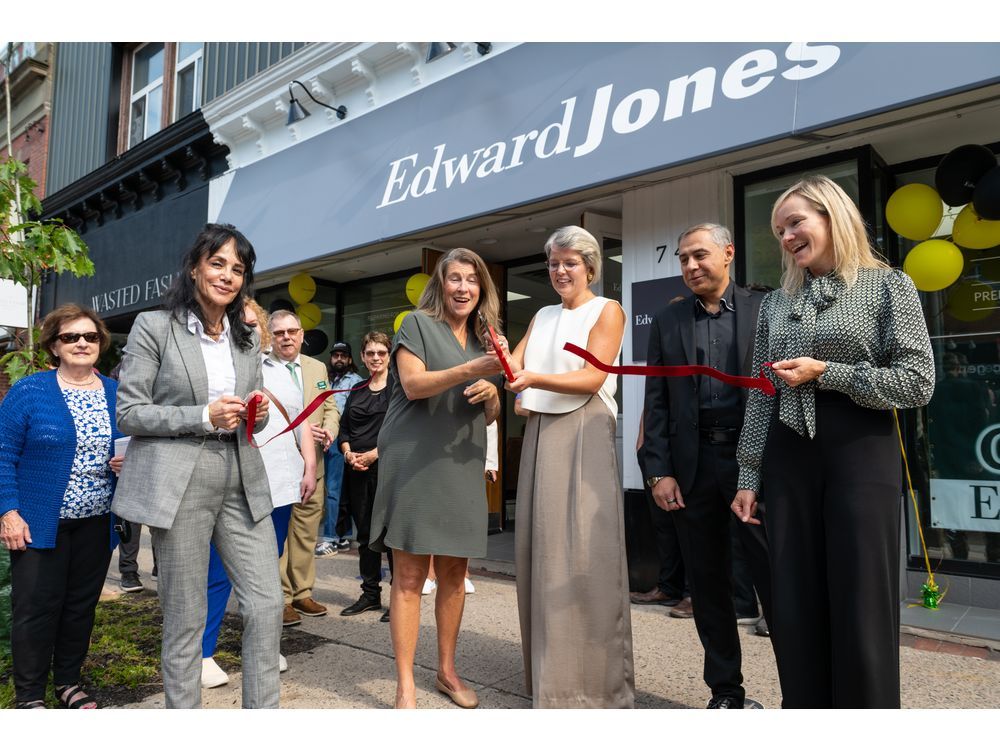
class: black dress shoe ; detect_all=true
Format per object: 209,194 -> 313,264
380,608 -> 390,623
707,695 -> 744,709
340,596 -> 381,616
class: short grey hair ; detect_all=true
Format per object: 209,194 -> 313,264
544,225 -> 602,284
268,309 -> 302,330
677,222 -> 733,251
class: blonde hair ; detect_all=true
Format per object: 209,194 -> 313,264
244,298 -> 272,352
417,248 -> 503,348
544,225 -> 602,284
772,174 -> 888,295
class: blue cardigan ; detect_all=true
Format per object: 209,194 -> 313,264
0,369 -> 123,549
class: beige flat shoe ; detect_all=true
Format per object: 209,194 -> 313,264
435,675 -> 479,709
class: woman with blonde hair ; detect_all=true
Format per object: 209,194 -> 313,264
370,248 -> 504,708
732,175 -> 934,707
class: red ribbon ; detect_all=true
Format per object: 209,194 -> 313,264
245,379 -> 371,448
563,342 -> 776,396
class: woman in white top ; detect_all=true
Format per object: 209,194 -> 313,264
507,225 -> 634,708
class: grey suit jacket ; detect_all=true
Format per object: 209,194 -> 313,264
112,310 -> 272,529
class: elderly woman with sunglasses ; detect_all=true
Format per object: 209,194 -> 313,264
0,304 -> 124,709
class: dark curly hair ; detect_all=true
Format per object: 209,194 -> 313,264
164,223 -> 257,350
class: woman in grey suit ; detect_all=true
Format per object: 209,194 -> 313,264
112,223 -> 281,709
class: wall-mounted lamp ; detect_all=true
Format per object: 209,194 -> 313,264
426,42 -> 457,63
286,80 -> 347,126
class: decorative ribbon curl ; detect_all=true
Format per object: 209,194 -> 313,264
245,379 -> 371,448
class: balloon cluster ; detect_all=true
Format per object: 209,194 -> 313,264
892,144 -> 1000,295
394,272 -> 430,332
286,273 -> 328,355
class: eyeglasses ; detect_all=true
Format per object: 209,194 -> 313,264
546,260 -> 583,272
363,350 -> 389,358
58,332 -> 101,344
270,327 -> 302,338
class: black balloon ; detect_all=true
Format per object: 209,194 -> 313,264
268,298 -> 294,314
302,328 -> 329,356
935,144 -> 997,207
973,165 -> 1000,221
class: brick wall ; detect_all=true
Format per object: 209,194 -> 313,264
0,113 -> 49,198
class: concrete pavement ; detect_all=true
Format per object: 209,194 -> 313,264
106,541 -> 1000,709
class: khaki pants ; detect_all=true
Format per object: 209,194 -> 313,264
279,479 -> 326,604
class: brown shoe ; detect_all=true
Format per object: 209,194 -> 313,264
669,597 -> 694,618
630,587 -> 682,606
283,604 -> 302,627
292,597 -> 328,617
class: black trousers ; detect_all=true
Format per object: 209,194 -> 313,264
762,392 -> 901,708
637,446 -> 687,598
672,438 -> 772,701
116,521 -> 157,576
10,514 -> 113,702
343,461 -> 393,599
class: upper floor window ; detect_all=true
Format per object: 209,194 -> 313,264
174,42 -> 203,119
129,43 -> 165,148
120,42 -> 203,152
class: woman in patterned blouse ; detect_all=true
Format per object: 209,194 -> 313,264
732,175 -> 934,708
0,304 -> 123,709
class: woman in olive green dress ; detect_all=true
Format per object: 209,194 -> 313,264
370,248 -> 504,709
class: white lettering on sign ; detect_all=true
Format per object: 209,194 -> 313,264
377,43 -> 841,209
91,273 -> 177,314
634,313 -> 653,325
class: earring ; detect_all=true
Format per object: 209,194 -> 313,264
587,273 -> 594,282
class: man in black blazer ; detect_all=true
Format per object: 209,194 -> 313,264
643,223 -> 772,709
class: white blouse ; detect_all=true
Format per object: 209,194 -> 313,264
520,296 -> 621,417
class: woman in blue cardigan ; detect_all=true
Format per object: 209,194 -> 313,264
0,304 -> 123,709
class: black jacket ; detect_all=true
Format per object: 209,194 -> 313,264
642,284 -> 763,495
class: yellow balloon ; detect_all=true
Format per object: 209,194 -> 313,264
405,273 -> 431,306
953,205 -> 1000,250
886,183 -> 943,241
296,302 -> 322,330
902,239 -> 964,292
393,310 -> 411,333
288,273 -> 317,304
945,280 -> 993,323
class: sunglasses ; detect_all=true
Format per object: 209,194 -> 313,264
271,328 -> 302,338
58,332 -> 101,344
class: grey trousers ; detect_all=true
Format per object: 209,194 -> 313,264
150,440 -> 283,708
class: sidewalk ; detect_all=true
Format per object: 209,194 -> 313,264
106,540 -> 1000,709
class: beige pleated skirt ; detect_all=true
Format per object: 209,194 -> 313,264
515,397 -> 635,708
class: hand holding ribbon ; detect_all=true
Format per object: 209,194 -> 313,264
245,379 -> 370,448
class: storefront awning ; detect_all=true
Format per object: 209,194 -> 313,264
215,42 -> 1000,274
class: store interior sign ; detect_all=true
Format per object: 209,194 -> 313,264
216,42 -> 1000,274
630,275 -> 688,361
931,479 -> 1000,533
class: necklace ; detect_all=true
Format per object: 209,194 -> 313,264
58,369 -> 97,387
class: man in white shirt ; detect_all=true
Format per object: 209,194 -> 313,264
267,310 -> 340,626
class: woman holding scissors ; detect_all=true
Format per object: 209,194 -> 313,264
506,225 -> 634,708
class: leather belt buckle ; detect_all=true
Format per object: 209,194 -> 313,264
700,427 -> 738,445
209,430 -> 237,443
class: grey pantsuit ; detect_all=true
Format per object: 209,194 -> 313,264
113,311 -> 282,708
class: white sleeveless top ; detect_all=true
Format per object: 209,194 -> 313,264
520,296 -> 621,416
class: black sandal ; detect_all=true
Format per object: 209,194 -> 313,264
55,684 -> 98,709
15,699 -> 46,709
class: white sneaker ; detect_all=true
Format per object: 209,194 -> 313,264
421,578 -> 437,595
201,657 -> 229,689
279,653 -> 288,673
464,577 -> 476,594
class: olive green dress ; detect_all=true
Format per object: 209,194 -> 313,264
370,310 -> 489,558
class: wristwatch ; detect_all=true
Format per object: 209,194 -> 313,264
646,475 -> 665,489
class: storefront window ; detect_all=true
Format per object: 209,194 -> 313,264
898,161 -> 1000,571
341,273 -> 414,376
256,282 -> 339,361
740,160 -> 860,289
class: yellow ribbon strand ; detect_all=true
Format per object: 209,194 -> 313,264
893,409 -> 944,609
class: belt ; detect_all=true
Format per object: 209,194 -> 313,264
205,431 -> 238,443
698,426 -> 739,444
